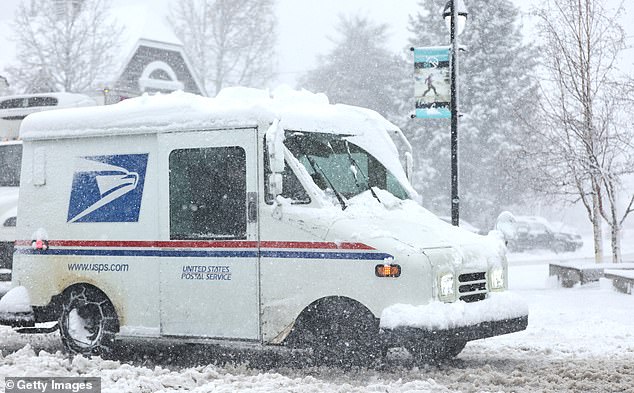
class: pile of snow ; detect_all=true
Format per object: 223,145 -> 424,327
380,292 -> 528,330
0,286 -> 31,314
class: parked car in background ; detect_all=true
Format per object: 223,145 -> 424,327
0,92 -> 96,140
0,141 -> 21,275
549,221 -> 584,252
507,216 -> 583,253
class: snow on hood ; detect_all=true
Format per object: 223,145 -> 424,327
337,190 -> 506,267
279,189 -> 506,268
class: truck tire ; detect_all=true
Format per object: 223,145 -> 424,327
58,285 -> 119,357
287,297 -> 383,368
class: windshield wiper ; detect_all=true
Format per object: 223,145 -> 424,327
288,138 -> 348,210
305,155 -> 348,210
344,140 -> 382,204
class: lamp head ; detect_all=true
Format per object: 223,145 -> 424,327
443,0 -> 468,36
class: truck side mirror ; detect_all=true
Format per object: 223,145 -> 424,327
266,120 -> 284,173
268,173 -> 283,197
266,120 -> 284,198
405,152 -> 413,181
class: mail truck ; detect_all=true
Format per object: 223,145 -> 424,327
0,88 -> 528,365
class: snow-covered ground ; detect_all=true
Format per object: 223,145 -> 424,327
0,244 -> 632,392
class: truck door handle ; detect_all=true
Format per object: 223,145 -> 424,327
247,192 -> 257,223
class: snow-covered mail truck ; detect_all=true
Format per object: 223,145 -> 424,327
0,87 -> 528,365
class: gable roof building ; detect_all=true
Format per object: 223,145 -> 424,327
94,2 -> 206,104
0,1 -> 205,104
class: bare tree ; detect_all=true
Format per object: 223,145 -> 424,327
169,0 -> 277,96
524,0 -> 633,263
6,0 -> 123,93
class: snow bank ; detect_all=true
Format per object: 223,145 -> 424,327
0,286 -> 32,314
380,292 -> 528,330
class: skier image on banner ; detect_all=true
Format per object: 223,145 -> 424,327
421,74 -> 438,97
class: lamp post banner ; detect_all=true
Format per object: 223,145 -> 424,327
413,47 -> 451,119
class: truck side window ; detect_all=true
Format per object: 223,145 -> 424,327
0,144 -> 22,187
169,147 -> 247,240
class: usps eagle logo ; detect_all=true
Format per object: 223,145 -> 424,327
67,154 -> 149,223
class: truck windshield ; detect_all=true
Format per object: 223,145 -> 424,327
284,132 -> 409,201
0,144 -> 22,187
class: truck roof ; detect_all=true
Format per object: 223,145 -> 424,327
19,87 -> 400,142
19,87 -> 416,198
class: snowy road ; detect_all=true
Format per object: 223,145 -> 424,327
0,259 -> 633,392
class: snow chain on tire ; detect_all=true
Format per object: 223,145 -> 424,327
58,285 -> 119,357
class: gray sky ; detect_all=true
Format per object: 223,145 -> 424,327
0,0 -> 632,88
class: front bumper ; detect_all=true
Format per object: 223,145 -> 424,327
379,291 -> 529,344
381,315 -> 528,346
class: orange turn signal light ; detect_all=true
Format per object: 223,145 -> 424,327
375,264 -> 401,278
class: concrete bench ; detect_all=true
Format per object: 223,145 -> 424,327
549,263 -> 604,288
549,262 -> 634,290
604,270 -> 634,295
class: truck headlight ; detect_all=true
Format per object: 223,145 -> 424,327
438,272 -> 455,302
489,267 -> 505,291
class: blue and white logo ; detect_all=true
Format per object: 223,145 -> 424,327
67,154 -> 149,223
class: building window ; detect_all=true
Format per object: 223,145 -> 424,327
139,60 -> 184,93
169,147 -> 246,240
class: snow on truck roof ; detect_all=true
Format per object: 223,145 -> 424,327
19,86 -> 400,141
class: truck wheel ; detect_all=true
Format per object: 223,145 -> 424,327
409,338 -> 466,364
58,285 -> 119,357
288,298 -> 383,368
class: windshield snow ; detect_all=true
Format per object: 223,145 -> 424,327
284,132 -> 409,202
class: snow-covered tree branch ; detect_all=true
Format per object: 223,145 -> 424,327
524,0 -> 633,263
6,0 -> 123,93
169,0 -> 277,96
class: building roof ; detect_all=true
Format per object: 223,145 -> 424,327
96,1 -> 198,90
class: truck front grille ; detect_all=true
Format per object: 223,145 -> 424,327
458,272 -> 487,303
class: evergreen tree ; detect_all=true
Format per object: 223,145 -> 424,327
298,15 -> 409,119
405,0 -> 539,228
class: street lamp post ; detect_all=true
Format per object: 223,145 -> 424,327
442,0 -> 467,227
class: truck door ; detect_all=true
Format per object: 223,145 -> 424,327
157,129 -> 259,340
